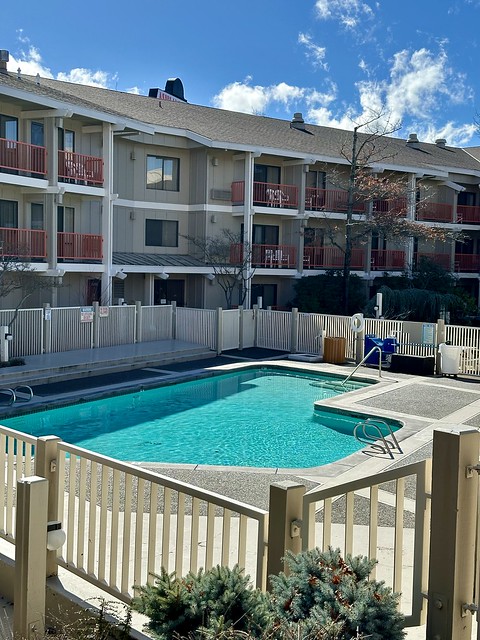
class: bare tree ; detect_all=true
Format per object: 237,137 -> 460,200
0,241 -> 63,327
186,229 -> 255,309
312,109 -> 460,311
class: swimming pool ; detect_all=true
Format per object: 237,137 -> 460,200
3,367 -> 386,468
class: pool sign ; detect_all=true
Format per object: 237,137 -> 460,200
421,323 -> 435,345
99,306 -> 109,317
80,307 -> 94,323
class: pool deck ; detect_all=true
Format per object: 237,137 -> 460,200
1,341 -> 480,638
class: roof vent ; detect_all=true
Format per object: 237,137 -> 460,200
148,77 -> 187,103
0,50 -> 9,75
291,112 -> 306,131
406,133 -> 420,148
435,138 -> 447,148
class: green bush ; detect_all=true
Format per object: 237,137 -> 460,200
132,565 -> 272,639
269,548 -> 405,640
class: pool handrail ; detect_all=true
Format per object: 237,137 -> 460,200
341,345 -> 383,386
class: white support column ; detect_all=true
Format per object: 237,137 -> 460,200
14,476 -> 49,640
243,152 -> 256,309
101,123 -> 115,305
405,172 -> 417,275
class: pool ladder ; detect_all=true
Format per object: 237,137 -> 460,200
353,418 -> 403,459
0,385 -> 34,405
341,346 -> 384,387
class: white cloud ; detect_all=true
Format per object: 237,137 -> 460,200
298,33 -> 328,70
212,78 -> 307,115
416,122 -> 477,147
7,42 -> 113,89
315,0 -> 375,28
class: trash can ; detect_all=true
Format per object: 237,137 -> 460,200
323,337 -> 346,364
438,343 -> 463,376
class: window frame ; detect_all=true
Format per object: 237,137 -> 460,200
145,219 -> 179,247
146,155 -> 180,191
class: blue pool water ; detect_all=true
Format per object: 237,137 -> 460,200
3,368 -> 382,468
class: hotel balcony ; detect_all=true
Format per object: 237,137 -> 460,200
414,252 -> 451,269
370,249 -> 406,271
0,227 -> 47,259
454,254 -> 480,272
0,138 -> 47,176
57,232 -> 103,262
303,246 -> 366,269
230,243 -> 296,268
231,181 -> 298,209
305,188 -> 367,214
58,150 -> 104,186
457,205 -> 480,224
416,202 -> 454,223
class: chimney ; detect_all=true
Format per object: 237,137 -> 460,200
0,50 -> 9,75
435,138 -> 447,148
291,112 -> 306,131
406,133 -> 420,148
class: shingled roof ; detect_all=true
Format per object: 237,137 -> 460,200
2,71 -> 480,175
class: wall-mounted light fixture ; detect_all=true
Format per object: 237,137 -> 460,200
211,157 -> 219,166
47,521 -> 66,551
156,272 -> 169,280
130,150 -> 136,161
204,273 -> 215,281
114,270 -> 127,280
129,211 -> 136,220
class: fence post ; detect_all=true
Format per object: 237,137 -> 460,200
290,307 -> 299,353
435,318 -> 446,374
43,303 -> 51,354
267,481 -> 306,585
238,305 -> 244,351
35,436 -> 61,578
14,476 -> 48,640
92,301 -> 100,349
216,307 -> 223,355
135,301 -> 142,343
426,426 -> 480,640
171,301 -> 177,339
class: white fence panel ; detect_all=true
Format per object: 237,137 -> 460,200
0,425 -> 38,544
297,313 -> 325,354
56,443 -> 268,601
176,308 -> 217,349
445,324 -> 480,375
256,309 -> 291,351
98,306 -> 136,347
50,307 -> 93,352
141,305 -> 173,342
221,309 -> 240,351
0,309 -> 43,356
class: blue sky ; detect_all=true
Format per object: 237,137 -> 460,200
2,0 -> 480,146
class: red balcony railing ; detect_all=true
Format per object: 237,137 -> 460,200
230,243 -> 296,267
57,233 -> 103,261
371,249 -> 405,270
231,181 -> 298,208
414,252 -> 451,269
372,197 -> 408,215
454,254 -> 480,272
58,151 -> 104,186
303,246 -> 366,269
416,202 -> 453,223
457,205 -> 480,224
0,138 -> 47,176
305,188 -> 366,214
0,227 -> 47,259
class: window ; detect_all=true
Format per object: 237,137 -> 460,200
145,219 -> 178,247
458,191 -> 476,207
0,200 -> 18,228
59,129 -> 75,152
304,227 -> 324,247
146,156 -> 179,191
252,224 -> 279,245
306,170 -> 326,190
0,115 -> 18,141
57,206 -> 74,232
251,283 -> 277,308
31,122 -> 44,147
31,203 -> 44,230
254,164 -> 281,184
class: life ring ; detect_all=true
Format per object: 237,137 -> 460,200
350,313 -> 365,333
